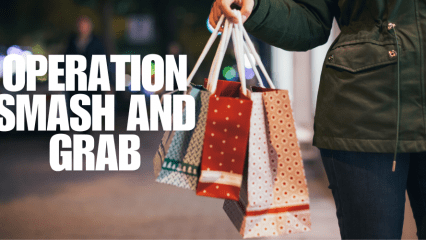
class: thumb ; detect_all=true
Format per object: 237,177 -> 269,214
240,0 -> 254,23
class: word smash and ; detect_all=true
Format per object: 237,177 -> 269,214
0,54 -> 195,171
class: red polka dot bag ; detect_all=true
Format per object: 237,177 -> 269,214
223,12 -> 311,238
195,18 -> 254,201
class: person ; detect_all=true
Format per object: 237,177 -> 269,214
210,0 -> 426,239
63,16 -> 109,120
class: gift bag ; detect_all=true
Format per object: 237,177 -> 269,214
223,11 -> 311,238
224,89 -> 311,238
196,82 -> 252,200
153,122 -> 175,178
196,19 -> 253,201
177,87 -> 210,190
155,87 -> 205,189
154,15 -> 226,189
153,89 -> 184,178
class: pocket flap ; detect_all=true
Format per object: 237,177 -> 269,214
325,42 -> 398,73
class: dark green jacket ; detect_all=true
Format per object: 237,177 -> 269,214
244,0 -> 426,153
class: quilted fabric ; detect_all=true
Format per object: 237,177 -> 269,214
196,80 -> 253,200
224,89 -> 311,238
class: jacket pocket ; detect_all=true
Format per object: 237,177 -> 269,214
325,41 -> 398,73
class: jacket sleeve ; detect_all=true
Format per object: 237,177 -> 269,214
244,0 -> 338,51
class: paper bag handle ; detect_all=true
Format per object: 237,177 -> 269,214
186,15 -> 225,86
208,19 -> 233,93
241,27 -> 276,89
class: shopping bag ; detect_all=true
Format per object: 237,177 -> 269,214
153,89 -> 182,178
178,87 -> 210,190
154,15 -> 227,189
153,126 -> 175,178
223,11 -> 311,238
156,86 -> 211,190
196,81 -> 252,200
224,89 -> 311,238
196,19 -> 253,201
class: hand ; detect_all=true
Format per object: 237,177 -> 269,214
209,0 -> 254,29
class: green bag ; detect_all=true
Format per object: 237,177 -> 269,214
155,85 -> 210,190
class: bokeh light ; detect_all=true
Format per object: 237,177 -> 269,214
22,50 -> 33,57
245,68 -> 255,80
0,55 -> 6,78
1,45 -> 35,76
32,44 -> 45,55
37,76 -> 47,82
151,62 -> 155,76
7,45 -> 22,55
125,74 -> 131,87
223,66 -> 237,80
244,53 -> 256,69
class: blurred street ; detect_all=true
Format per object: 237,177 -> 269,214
0,0 -> 422,239
0,117 -> 419,239
0,115 -> 343,239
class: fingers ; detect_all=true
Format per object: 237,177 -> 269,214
240,0 -> 254,23
214,4 -> 226,32
209,1 -> 228,32
209,0 -> 251,30
218,0 -> 238,23
209,10 -> 217,29
209,1 -> 220,29
210,1 -> 225,32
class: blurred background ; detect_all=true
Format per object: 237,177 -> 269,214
0,0 -> 417,238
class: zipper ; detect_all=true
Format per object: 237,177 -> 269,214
388,22 -> 401,172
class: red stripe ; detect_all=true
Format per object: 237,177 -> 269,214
246,204 -> 310,217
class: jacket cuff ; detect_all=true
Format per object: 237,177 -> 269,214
244,0 -> 270,32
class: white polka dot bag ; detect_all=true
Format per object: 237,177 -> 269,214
222,11 -> 311,238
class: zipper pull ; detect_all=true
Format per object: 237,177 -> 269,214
392,160 -> 396,172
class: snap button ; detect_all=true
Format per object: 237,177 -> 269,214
389,50 -> 397,58
388,23 -> 396,30
328,55 -> 334,62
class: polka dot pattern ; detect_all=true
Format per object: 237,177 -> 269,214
223,88 -> 311,238
247,93 -> 275,211
261,90 -> 310,209
243,210 -> 311,238
196,80 -> 253,201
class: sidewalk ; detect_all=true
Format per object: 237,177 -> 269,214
0,123 -> 416,238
